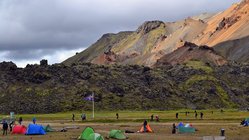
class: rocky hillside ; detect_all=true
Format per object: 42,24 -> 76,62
155,42 -> 227,67
64,0 -> 249,66
0,61 -> 249,114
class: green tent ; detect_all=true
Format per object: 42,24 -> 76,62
245,118 -> 249,122
87,133 -> 104,140
78,127 -> 95,140
108,130 -> 127,140
178,127 -> 195,133
43,125 -> 55,132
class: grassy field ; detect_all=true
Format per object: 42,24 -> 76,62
0,110 -> 249,140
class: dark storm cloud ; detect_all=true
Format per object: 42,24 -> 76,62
0,0 -> 241,66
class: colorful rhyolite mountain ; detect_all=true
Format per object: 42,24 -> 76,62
64,0 -> 249,66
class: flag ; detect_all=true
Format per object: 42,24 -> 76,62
84,95 -> 94,101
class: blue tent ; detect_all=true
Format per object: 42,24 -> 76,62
176,122 -> 184,129
25,124 -> 46,135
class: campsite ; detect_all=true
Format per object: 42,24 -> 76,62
1,110 -> 249,140
1,0 -> 249,140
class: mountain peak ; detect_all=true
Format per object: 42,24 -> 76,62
136,20 -> 165,34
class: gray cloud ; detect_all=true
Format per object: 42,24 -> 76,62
0,0 -> 241,66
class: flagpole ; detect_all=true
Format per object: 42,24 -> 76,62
92,92 -> 94,119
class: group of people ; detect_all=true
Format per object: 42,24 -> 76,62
72,113 -> 87,121
175,111 -> 204,119
150,114 -> 159,122
2,119 -> 11,135
1,116 -> 37,136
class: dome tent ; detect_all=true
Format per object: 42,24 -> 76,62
25,124 -> 46,135
108,130 -> 127,139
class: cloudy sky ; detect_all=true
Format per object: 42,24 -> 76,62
0,0 -> 240,67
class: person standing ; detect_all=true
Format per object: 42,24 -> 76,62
143,120 -> 148,132
18,117 -> 23,125
176,113 -> 179,119
32,117 -> 36,124
116,113 -> 119,120
9,121 -> 14,132
2,120 -> 8,135
81,113 -> 86,121
200,112 -> 204,119
172,123 -> 176,134
150,114 -> 154,121
72,114 -> 75,121
195,112 -> 198,119
155,115 -> 159,122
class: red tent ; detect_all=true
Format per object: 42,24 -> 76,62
12,125 -> 27,134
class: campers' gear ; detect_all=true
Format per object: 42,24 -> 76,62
60,128 -> 67,132
125,130 -> 134,133
65,126 -> 80,129
78,127 -> 104,140
25,124 -> 46,135
43,124 -> 55,132
12,125 -> 27,134
108,130 -> 127,140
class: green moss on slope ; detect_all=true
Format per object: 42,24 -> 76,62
185,60 -> 213,73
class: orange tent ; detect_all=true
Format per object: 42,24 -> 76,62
138,124 -> 153,133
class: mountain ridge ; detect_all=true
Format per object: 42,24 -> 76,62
63,0 -> 249,66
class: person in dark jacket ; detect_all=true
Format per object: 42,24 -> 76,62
150,114 -> 154,121
32,117 -> 36,124
9,121 -> 14,132
143,120 -> 148,132
2,120 -> 8,135
72,114 -> 75,121
172,123 -> 176,134
81,113 -> 86,121
176,113 -> 179,119
116,113 -> 119,120
195,112 -> 198,119
200,112 -> 204,119
18,117 -> 23,125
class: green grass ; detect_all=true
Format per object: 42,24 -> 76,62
181,75 -> 217,90
1,110 -> 249,123
185,60 -> 213,73
180,74 -> 236,108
